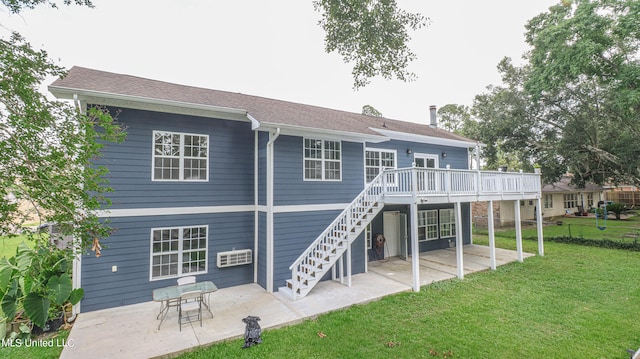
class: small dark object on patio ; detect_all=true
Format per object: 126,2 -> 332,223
242,316 -> 262,348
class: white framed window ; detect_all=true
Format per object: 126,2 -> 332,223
418,210 -> 438,241
365,223 -> 372,249
365,148 -> 396,183
544,194 -> 553,209
587,193 -> 593,207
304,138 -> 341,181
153,131 -> 209,181
439,208 -> 456,238
563,193 -> 578,209
150,225 -> 208,280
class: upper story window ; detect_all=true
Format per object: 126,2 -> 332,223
304,138 -> 341,181
365,149 -> 396,183
153,131 -> 209,181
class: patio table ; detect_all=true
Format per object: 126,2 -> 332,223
152,281 -> 218,329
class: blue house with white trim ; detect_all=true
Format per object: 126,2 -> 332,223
49,67 -> 543,312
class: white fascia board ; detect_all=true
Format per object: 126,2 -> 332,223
49,86 -> 253,124
259,122 -> 388,143
369,127 -> 485,148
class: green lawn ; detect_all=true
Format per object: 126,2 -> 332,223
2,229 -> 639,358
179,239 -> 640,359
476,214 -> 640,243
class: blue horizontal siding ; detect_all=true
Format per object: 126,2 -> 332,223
273,136 -> 364,206
272,210 -> 367,290
96,107 -> 255,209
365,140 -> 469,170
80,212 -> 255,312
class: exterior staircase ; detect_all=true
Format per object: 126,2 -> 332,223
279,172 -> 386,300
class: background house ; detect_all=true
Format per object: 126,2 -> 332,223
474,175 -> 604,227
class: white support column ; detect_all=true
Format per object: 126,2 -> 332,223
410,164 -> 421,292
455,202 -> 464,279
487,200 -> 496,270
514,200 -> 523,262
346,243 -> 352,287
410,202 -> 420,292
536,197 -> 545,256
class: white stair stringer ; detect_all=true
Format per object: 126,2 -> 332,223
279,173 -> 387,300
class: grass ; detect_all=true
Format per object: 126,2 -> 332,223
476,214 -> 640,243
2,224 -> 640,358
1,329 -> 71,358
178,239 -> 640,359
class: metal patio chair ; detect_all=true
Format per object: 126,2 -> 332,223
178,290 -> 203,331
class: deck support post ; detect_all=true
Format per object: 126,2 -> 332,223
514,200 -> 523,262
536,197 -> 544,256
346,243 -> 352,287
487,200 -> 496,270
410,202 -> 420,292
410,166 -> 421,292
455,202 -> 464,279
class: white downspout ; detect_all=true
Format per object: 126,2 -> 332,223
266,128 -> 281,292
253,130 -> 259,283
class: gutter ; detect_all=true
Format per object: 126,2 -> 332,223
265,128 -> 281,292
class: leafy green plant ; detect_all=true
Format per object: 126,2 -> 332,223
604,202 -> 627,220
0,242 -> 83,331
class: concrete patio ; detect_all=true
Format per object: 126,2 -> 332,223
59,245 -> 533,359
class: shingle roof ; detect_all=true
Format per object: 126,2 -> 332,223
542,176 -> 604,193
49,66 -> 477,144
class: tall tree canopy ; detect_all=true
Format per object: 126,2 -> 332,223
1,0 -> 124,249
472,0 -> 639,186
314,0 -> 429,89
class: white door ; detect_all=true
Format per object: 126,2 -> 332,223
414,154 -> 439,191
383,211 -> 400,257
383,211 -> 408,259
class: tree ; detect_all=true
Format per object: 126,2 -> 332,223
437,104 -> 472,134
1,1 -> 124,330
314,0 -> 429,89
522,0 -> 640,186
471,58 -> 538,172
0,32 -> 124,247
472,0 -> 640,186
362,104 -> 383,117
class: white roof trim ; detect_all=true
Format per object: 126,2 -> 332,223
369,127 -> 483,148
49,86 -> 252,123
259,122 -> 389,143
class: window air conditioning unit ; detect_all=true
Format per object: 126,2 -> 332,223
217,249 -> 252,268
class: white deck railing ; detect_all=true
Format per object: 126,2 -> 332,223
382,167 -> 540,198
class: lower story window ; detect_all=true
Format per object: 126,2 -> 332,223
418,210 -> 438,241
563,193 -> 578,209
439,209 -> 456,238
151,225 -> 208,280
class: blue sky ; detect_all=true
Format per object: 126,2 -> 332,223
2,0 -> 558,124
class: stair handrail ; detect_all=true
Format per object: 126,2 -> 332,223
288,171 -> 387,272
